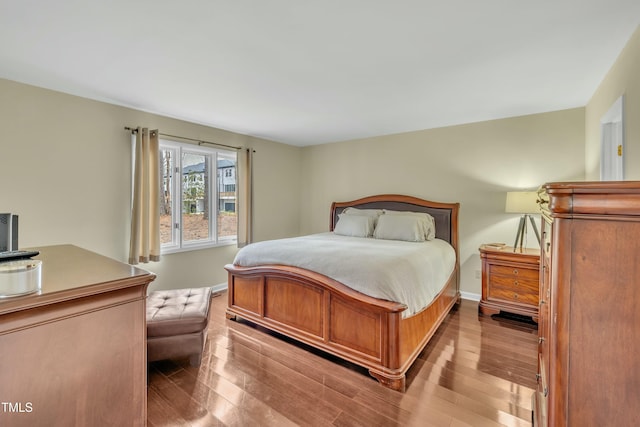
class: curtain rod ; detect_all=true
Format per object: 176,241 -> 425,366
124,126 -> 244,151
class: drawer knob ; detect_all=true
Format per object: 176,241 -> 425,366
514,280 -> 519,286
513,269 -> 519,275
513,293 -> 518,299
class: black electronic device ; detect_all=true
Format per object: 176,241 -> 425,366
0,250 -> 39,262
0,213 -> 18,252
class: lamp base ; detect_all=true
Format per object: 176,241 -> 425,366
513,214 -> 541,252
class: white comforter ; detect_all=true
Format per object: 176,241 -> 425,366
232,232 -> 456,317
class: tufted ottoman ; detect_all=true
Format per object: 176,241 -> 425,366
146,287 -> 212,367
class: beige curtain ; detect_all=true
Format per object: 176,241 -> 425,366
237,148 -> 254,247
129,128 -> 161,264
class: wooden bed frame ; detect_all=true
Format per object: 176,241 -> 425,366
225,194 -> 460,391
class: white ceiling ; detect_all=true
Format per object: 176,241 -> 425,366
1,1 -> 639,146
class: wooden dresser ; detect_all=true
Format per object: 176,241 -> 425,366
479,245 -> 539,322
0,245 -> 155,427
534,182 -> 640,427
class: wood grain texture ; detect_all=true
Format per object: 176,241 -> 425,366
148,293 -> 538,426
535,181 -> 640,427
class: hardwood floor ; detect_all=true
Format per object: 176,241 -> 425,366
147,292 -> 538,427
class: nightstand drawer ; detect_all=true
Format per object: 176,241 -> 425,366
488,264 -> 538,281
488,273 -> 538,292
488,282 -> 539,305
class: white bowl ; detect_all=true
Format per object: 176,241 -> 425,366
0,259 -> 42,298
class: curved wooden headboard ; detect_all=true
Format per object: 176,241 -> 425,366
330,194 -> 460,253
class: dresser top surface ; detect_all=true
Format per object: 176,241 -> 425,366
0,244 -> 155,314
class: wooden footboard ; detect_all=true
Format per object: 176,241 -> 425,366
225,263 -> 460,391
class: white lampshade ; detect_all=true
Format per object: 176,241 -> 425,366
505,191 -> 539,214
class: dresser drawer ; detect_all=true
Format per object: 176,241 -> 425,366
542,219 -> 552,258
534,353 -> 549,427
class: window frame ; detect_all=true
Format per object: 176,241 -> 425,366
159,138 -> 237,254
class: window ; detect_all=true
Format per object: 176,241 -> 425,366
159,139 -> 237,253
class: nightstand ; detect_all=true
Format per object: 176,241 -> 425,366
479,245 -> 539,322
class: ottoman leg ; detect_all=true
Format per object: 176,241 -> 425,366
189,354 -> 202,367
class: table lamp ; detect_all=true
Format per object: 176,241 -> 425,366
505,191 -> 540,252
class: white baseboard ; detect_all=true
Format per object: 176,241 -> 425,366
211,282 -> 228,293
460,291 -> 480,302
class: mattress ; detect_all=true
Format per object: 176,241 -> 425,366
232,232 -> 456,317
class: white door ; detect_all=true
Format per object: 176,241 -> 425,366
600,96 -> 624,181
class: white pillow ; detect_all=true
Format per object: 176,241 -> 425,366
342,207 -> 383,226
334,214 -> 375,237
383,210 -> 435,240
373,215 -> 428,242
342,207 -> 383,217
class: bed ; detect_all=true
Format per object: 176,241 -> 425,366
225,194 -> 460,391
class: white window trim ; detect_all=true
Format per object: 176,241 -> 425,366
160,139 -> 237,254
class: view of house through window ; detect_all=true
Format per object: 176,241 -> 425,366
159,139 -> 237,252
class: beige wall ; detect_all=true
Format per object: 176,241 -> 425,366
0,78 -> 302,291
0,77 -> 588,298
586,25 -> 640,179
300,109 -> 585,295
